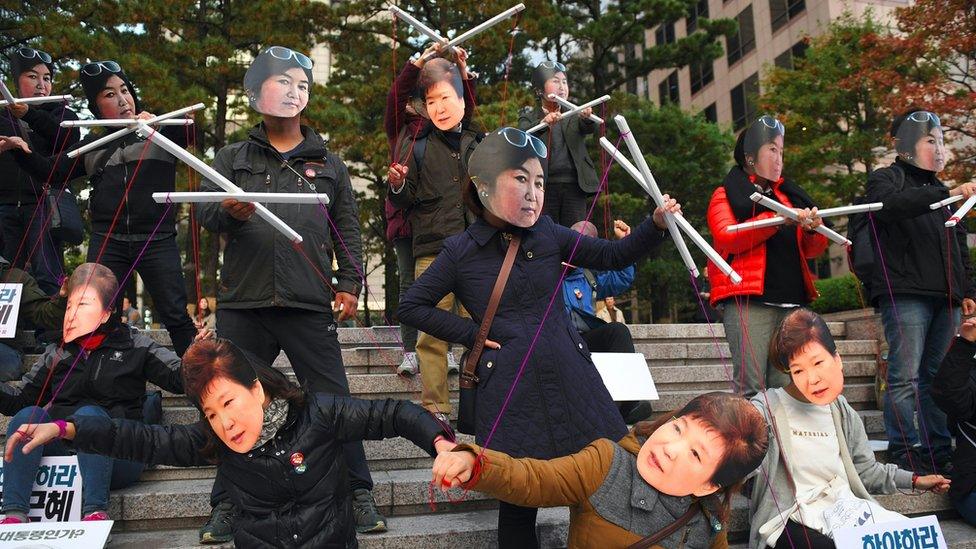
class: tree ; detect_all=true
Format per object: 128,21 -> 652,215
758,14 -> 891,209
530,0 -> 737,98
857,0 -> 976,183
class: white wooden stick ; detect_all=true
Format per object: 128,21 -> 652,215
527,95 -> 611,133
445,4 -> 525,47
0,95 -> 74,108
600,136 -> 741,283
0,81 -> 15,104
550,94 -> 604,125
932,194 -> 963,210
153,192 -> 330,205
389,6 -> 448,44
726,202 -> 884,233
946,195 -> 976,227
750,193 -> 851,245
62,119 -> 193,128
135,122 -> 303,244
67,103 -> 204,158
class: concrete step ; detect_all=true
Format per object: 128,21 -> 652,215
105,489 -> 974,548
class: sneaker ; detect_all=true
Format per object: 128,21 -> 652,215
352,488 -> 387,533
397,352 -> 419,376
447,352 -> 460,375
200,501 -> 238,544
0,512 -> 27,524
82,511 -> 111,521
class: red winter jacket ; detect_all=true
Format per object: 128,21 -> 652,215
706,181 -> 828,306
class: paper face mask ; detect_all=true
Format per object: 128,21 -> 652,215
418,58 -> 465,131
468,128 -> 548,228
243,46 -> 313,118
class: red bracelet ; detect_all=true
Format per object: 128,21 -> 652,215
912,473 -> 919,491
52,420 -> 68,439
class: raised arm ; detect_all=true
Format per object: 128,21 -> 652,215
866,167 -> 949,222
554,216 -> 666,272
315,394 -> 450,456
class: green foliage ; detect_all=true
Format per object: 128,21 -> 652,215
810,274 -> 865,314
758,14 -> 891,208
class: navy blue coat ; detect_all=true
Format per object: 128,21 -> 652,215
399,215 -> 667,459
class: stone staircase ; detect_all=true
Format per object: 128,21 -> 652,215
11,322 -> 976,547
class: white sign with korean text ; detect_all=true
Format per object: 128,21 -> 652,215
0,456 -> 82,522
834,514 -> 947,549
0,284 -> 22,339
0,520 -> 112,548
592,353 -> 659,401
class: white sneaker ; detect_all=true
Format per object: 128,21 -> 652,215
447,352 -> 460,374
397,352 -> 419,376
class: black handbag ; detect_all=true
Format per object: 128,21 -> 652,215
46,186 -> 84,245
457,232 -> 521,435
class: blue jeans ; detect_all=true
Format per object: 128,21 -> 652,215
0,342 -> 23,382
880,295 -> 958,463
956,492 -> 976,527
0,204 -> 63,296
2,405 -> 145,515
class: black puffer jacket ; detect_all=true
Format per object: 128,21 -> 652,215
69,395 -> 447,548
0,101 -> 79,205
0,319 -> 183,420
196,124 -> 363,311
932,337 -> 976,504
864,158 -> 975,305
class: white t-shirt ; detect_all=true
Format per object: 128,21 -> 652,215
776,388 -> 904,538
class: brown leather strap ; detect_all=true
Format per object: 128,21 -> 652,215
460,232 -> 521,389
626,502 -> 702,549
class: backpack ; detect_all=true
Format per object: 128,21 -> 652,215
847,165 -> 904,293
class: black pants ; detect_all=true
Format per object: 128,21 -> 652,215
773,520 -> 834,549
542,180 -> 589,227
87,233 -> 196,356
209,307 -> 374,506
498,501 -> 539,548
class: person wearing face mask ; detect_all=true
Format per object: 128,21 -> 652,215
0,59 -> 198,357
387,55 -> 484,419
0,47 -> 79,295
431,391 -> 768,548
0,263 -> 184,526
706,115 -> 829,398
4,338 -> 455,548
383,44 -> 477,379
194,47 -> 380,541
517,60 -> 599,227
399,128 -> 681,547
749,309 -> 949,549
864,109 -> 976,476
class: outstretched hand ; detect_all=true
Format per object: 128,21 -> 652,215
4,422 -> 73,462
431,450 -> 477,492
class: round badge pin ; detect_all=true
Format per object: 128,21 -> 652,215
305,168 -> 315,178
295,463 -> 307,474
289,452 -> 304,467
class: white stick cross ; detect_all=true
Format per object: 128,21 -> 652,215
726,202 -> 883,233
600,115 -> 742,284
389,4 -> 525,61
1,79 -> 72,108
549,94 -> 605,125
932,193 -> 975,227
153,192 -> 330,205
133,120 -> 304,243
527,95 -> 610,134
749,193 -> 851,245
66,104 -> 205,159
62,119 -> 193,128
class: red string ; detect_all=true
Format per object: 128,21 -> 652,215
185,120 -> 204,322
497,13 -> 521,128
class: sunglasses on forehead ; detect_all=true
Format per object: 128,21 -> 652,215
907,111 -> 940,127
756,115 -> 784,133
266,46 -> 313,70
81,61 -> 122,77
16,47 -> 52,65
498,127 -> 548,159
538,60 -> 566,72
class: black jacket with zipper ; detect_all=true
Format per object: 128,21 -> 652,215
0,319 -> 183,420
196,124 -> 363,311
69,394 -> 448,548
864,158 -> 975,306
388,122 -> 483,258
518,105 -> 599,194
12,123 -> 187,235
0,101 -> 80,205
